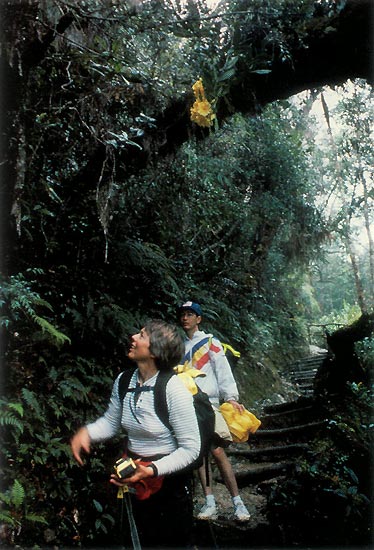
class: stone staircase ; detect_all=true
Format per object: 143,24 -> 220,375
194,351 -> 329,547
284,353 -> 327,397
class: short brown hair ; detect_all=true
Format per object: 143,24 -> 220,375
144,319 -> 184,371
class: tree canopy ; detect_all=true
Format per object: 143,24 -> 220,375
1,0 -> 372,263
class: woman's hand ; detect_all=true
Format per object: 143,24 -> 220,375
109,460 -> 154,487
70,427 -> 91,465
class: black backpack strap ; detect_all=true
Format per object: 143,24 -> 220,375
118,367 -> 136,401
119,368 -> 174,432
153,370 -> 175,432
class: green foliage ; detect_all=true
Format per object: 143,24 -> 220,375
1,351 -> 119,547
152,107 -> 321,354
307,81 -> 374,314
0,479 -> 47,537
310,243 -> 359,317
355,337 -> 374,372
0,399 -> 23,440
0,270 -> 70,347
319,302 -> 362,327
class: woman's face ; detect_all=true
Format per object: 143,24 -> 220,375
128,327 -> 153,362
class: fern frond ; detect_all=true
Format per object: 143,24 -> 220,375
8,402 -> 24,417
21,388 -> 43,417
1,272 -> 69,348
0,492 -> 11,506
0,411 -> 23,431
33,315 -> 71,347
25,513 -> 48,524
0,400 -> 24,435
59,378 -> 90,402
11,480 -> 25,508
0,511 -> 16,526
31,297 -> 53,311
163,274 -> 181,298
123,240 -> 171,270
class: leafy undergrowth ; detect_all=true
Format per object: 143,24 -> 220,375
266,382 -> 374,547
0,352 -> 124,549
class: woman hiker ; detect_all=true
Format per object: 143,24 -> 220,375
71,319 -> 200,548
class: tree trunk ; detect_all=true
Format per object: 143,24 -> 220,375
345,232 -> 367,314
361,175 -> 374,306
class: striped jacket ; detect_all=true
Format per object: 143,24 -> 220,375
86,370 -> 200,476
181,330 -> 239,406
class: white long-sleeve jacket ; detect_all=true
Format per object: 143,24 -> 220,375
182,330 -> 239,406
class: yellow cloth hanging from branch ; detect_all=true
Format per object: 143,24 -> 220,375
190,78 -> 216,128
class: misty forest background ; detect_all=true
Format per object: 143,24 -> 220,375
0,0 -> 373,548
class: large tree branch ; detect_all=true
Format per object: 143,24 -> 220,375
153,0 -> 373,156
231,0 -> 373,111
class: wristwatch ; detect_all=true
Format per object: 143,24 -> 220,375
149,463 -> 158,477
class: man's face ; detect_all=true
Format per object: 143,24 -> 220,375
180,309 -> 201,333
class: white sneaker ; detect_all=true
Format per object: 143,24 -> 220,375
234,503 -> 251,522
197,502 -> 218,520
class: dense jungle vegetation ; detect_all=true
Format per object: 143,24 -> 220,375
0,0 -> 373,548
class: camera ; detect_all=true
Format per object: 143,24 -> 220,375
114,457 -> 137,479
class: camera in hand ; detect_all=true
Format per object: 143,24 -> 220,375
114,457 -> 136,479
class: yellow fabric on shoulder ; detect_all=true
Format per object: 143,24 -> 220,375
174,365 -> 206,395
219,402 -> 261,442
221,343 -> 241,358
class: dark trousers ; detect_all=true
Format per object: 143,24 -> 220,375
122,471 -> 194,549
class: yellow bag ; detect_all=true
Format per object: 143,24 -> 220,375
219,402 -> 261,443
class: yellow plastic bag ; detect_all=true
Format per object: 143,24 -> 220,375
219,402 -> 261,443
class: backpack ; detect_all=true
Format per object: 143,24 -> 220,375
118,368 -> 215,472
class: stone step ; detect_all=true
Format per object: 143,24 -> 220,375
263,396 -> 315,414
293,382 -> 315,390
292,353 -> 328,363
194,350 -> 331,549
228,442 -> 309,462
233,461 -> 295,486
299,389 -> 314,397
194,506 -> 275,548
292,381 -> 315,390
285,355 -> 327,373
259,405 -> 322,429
251,419 -> 327,443
287,369 -> 318,381
213,460 -> 295,487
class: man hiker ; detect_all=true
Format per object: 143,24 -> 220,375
178,301 -> 251,522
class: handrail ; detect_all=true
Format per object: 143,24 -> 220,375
307,323 -> 345,345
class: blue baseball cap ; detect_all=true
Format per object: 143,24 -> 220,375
178,301 -> 202,316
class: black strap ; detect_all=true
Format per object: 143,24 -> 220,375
118,367 -> 136,401
127,385 -> 154,397
153,370 -> 174,432
118,368 -> 175,432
